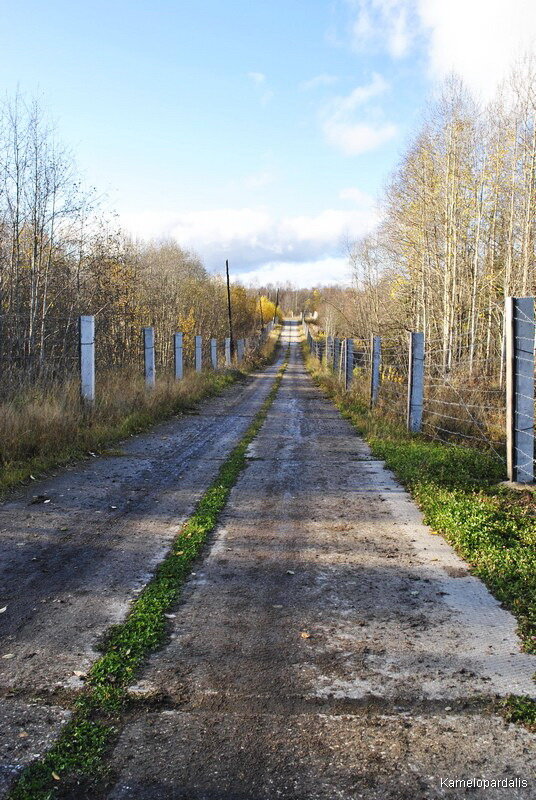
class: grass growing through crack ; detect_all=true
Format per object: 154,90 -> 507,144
10,349 -> 289,800
303,343 -> 536,728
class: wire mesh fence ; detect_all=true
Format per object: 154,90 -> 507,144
0,312 -> 275,403
304,298 -> 536,482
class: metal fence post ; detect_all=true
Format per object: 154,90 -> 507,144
142,327 -> 155,389
370,335 -> 381,407
225,337 -> 231,366
344,338 -> 354,390
506,296 -> 535,483
211,338 -> 217,369
79,315 -> 95,405
173,333 -> 183,380
195,335 -> 202,372
407,332 -> 425,432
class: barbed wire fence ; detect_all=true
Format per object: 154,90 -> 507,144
304,295 -> 535,484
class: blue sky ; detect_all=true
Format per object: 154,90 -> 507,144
1,0 -> 534,285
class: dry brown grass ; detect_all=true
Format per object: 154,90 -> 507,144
0,326 -> 282,492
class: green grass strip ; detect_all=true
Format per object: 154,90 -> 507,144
10,349 -> 290,800
303,342 -> 535,729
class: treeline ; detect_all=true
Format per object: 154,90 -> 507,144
0,95 -> 270,386
319,63 -> 536,380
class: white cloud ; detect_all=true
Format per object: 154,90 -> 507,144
350,0 -> 414,59
417,0 -> 536,97
247,71 -> 274,105
300,74 -> 340,90
232,257 -> 352,287
247,71 -> 266,85
121,204 -> 379,284
321,75 -> 397,155
242,169 -> 276,190
342,0 -> 536,97
339,186 -> 375,206
324,120 -> 397,155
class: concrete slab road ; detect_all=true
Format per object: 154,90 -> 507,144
106,321 -> 536,800
0,344 -> 285,797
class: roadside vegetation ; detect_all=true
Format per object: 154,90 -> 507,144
304,346 -> 535,727
0,326 -> 281,494
10,347 -> 289,800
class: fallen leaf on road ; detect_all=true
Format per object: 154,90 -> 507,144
18,732 -> 28,738
73,671 -> 86,678
52,771 -> 61,781
300,632 -> 311,639
286,570 -> 295,575
165,613 -> 176,619
2,653 -> 15,659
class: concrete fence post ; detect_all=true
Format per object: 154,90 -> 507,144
333,337 -> 340,373
506,296 -> 535,483
79,315 -> 95,405
407,332 -> 425,432
370,335 -> 381,407
326,335 -> 333,367
225,337 -> 231,366
237,338 -> 244,363
195,335 -> 202,372
344,338 -> 354,391
211,338 -> 218,369
143,326 -> 155,389
173,333 -> 183,380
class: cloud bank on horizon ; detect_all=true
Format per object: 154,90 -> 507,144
122,0 -> 535,288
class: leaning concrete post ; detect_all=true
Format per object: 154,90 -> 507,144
407,332 -> 425,432
211,338 -> 217,369
344,338 -> 354,391
195,335 -> 202,372
79,315 -> 95,405
370,335 -> 381,407
173,333 -> 183,380
143,326 -> 155,389
224,337 -> 231,366
506,296 -> 535,483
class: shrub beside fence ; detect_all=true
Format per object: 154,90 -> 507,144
304,297 -> 535,485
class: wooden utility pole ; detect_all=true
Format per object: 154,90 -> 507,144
259,294 -> 264,326
225,259 -> 234,357
273,289 -> 279,323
